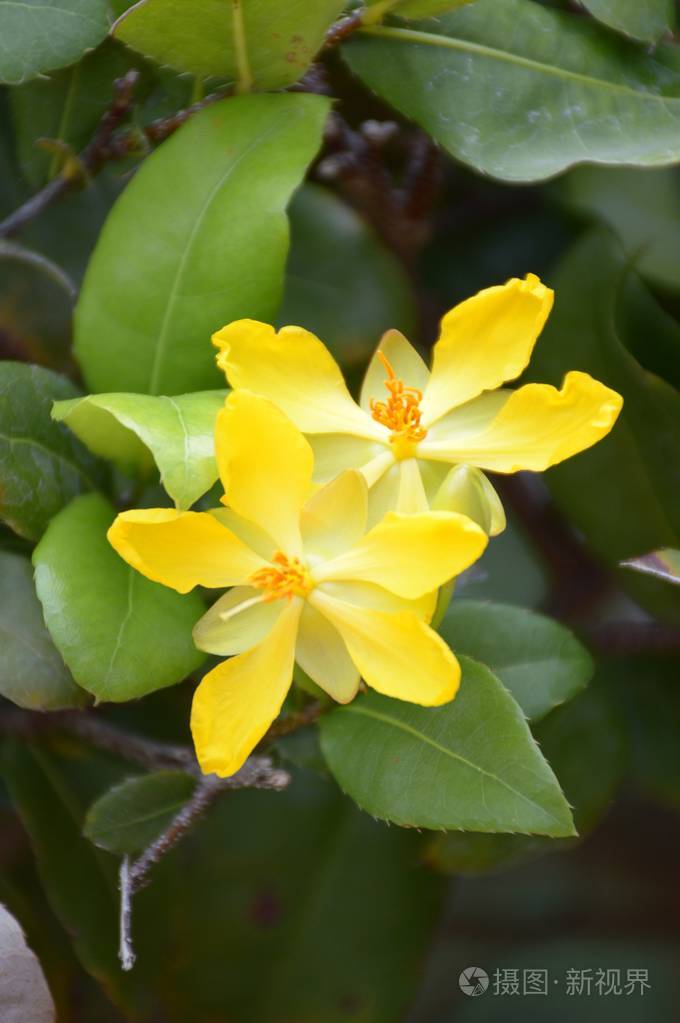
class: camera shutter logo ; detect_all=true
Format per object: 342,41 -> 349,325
459,967 -> 490,997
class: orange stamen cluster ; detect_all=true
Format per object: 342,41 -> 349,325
249,551 -> 312,602
370,351 -> 427,443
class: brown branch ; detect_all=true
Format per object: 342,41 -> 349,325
324,9 -> 365,48
0,71 -> 232,240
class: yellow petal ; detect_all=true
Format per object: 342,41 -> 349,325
209,508 -> 276,561
421,274 -> 554,426
310,590 -> 459,705
422,371 -> 623,473
107,508 -> 265,593
359,328 -> 430,411
301,470 -> 368,561
317,579 -> 437,623
191,600 -> 300,777
193,586 -> 284,655
216,391 -> 312,555
295,602 -> 359,703
314,510 -> 487,598
308,433 -> 388,485
432,464 -> 506,536
396,458 -> 428,513
213,319 -> 379,437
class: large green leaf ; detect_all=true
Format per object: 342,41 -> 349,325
114,0 -> 345,87
580,0 -> 674,43
440,600 -> 593,721
0,552 -> 86,710
365,0 -> 475,18
343,0 -> 680,182
320,657 -> 575,836
0,0 -> 110,85
32,493 -> 205,701
558,166 -> 680,292
0,362 -> 106,541
279,185 -> 416,372
74,94 -> 329,395
52,390 -> 226,509
529,233 -> 680,619
426,681 -> 625,875
83,771 -> 197,854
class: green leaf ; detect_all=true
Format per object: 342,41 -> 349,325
439,600 -> 594,721
529,232 -> 680,618
580,0 -> 674,43
343,0 -> 680,182
0,551 -> 86,710
365,0 -> 475,18
426,681 -> 625,874
0,0 -> 111,85
84,771 -> 197,854
10,41 -> 137,188
0,362 -> 106,541
558,166 -> 680,292
279,185 -> 416,372
320,657 -> 575,836
622,548 -> 680,586
74,93 -> 329,395
52,390 -> 226,509
114,0 -> 345,87
32,493 -> 206,701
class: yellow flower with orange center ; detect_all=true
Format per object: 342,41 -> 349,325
212,274 -> 623,534
107,392 -> 487,777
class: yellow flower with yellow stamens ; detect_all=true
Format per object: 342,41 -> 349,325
107,391 -> 487,777
212,274 -> 623,534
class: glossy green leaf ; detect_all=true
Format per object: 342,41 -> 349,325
529,233 -> 680,619
0,0 -> 110,85
320,657 -> 575,836
52,390 -> 226,509
440,600 -> 594,721
622,548 -> 680,586
580,0 -> 674,43
279,185 -> 416,372
74,93 -> 329,395
426,681 -> 625,874
344,0 -> 680,182
365,0 -> 475,18
84,771 -> 197,854
0,552 -> 86,710
32,493 -> 206,701
558,166 -> 680,292
10,41 -> 137,188
0,362 -> 106,541
114,0 -> 345,87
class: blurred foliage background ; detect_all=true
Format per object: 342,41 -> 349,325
1,0 -> 680,1019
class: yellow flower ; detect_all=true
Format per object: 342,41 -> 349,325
107,392 -> 487,777
213,274 -> 622,534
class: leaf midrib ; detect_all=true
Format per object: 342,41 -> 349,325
357,24 -> 680,105
344,702 -> 563,826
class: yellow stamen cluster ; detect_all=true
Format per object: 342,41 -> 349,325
370,351 -> 427,445
250,551 -> 312,602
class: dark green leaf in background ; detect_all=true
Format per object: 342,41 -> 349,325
74,93 -> 330,395
83,771 -> 197,854
530,232 -> 680,619
53,390 -> 226,509
579,0 -> 675,44
0,551 -> 86,709
0,362 -> 106,540
279,184 -> 416,371
320,657 -> 575,836
32,493 -> 206,701
344,0 -> 680,182
365,0 -> 476,18
439,600 -> 594,721
0,0 -> 110,86
114,0 -> 345,88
